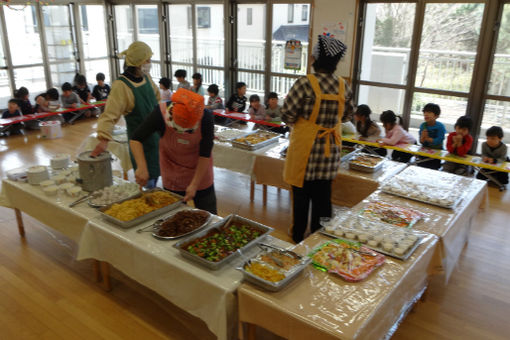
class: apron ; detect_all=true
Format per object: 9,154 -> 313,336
158,103 -> 214,191
283,74 -> 345,188
119,75 -> 160,179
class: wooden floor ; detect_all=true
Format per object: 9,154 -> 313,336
0,119 -> 509,340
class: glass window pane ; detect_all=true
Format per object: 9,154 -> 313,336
196,5 -> 224,67
14,67 -> 46,97
4,5 -> 43,66
481,100 -> 510,148
358,85 -> 405,123
42,6 -> 76,62
169,5 -> 193,64
50,63 -> 78,88
80,5 -> 108,59
238,71 -> 265,100
237,4 -> 266,71
115,5 -> 134,53
171,64 -> 193,89
410,92 -> 467,133
415,3 -> 484,92
360,3 -> 415,85
197,67 -> 225,96
488,4 -> 510,97
85,59 -> 110,85
0,70 -> 11,108
271,4 -> 310,75
136,5 -> 160,61
270,76 -> 298,99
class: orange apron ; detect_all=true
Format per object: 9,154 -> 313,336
283,74 -> 345,188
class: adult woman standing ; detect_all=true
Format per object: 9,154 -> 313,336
130,89 -> 217,214
91,41 -> 161,188
282,35 -> 354,243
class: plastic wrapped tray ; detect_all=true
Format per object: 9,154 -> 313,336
97,188 -> 184,228
380,186 -> 461,209
238,244 -> 311,291
348,153 -> 386,172
358,201 -> 424,228
151,209 -> 213,240
340,146 -> 359,162
174,215 -> 273,270
214,127 -> 248,142
231,131 -> 281,151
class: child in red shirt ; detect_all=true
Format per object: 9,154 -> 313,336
443,116 -> 473,175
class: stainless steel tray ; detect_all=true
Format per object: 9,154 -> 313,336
151,209 -> 213,240
340,146 -> 359,162
173,215 -> 273,270
214,127 -> 248,142
238,246 -> 311,291
380,188 -> 460,209
349,153 -> 386,173
231,131 -> 282,151
97,188 -> 185,228
88,191 -> 141,209
319,228 -> 423,261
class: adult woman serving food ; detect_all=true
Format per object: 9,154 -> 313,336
130,89 -> 217,214
91,41 -> 161,188
282,35 -> 354,243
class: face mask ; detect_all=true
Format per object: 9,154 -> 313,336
141,63 -> 152,74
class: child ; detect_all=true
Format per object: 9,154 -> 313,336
443,116 -> 473,175
72,74 -> 93,104
354,104 -> 386,156
226,82 -> 247,112
92,72 -> 110,101
205,84 -> 223,110
377,110 -> 416,163
191,73 -> 205,96
159,77 -> 172,102
476,126 -> 508,186
14,87 -> 33,115
1,99 -> 24,135
418,103 -> 446,170
248,94 -> 265,121
174,69 -> 191,90
265,92 -> 281,122
62,82 -> 91,121
35,88 -> 60,112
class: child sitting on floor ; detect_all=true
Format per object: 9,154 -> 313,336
1,99 -> 24,135
443,116 -> 474,175
417,103 -> 446,170
265,92 -> 281,122
62,82 -> 91,122
476,126 -> 508,186
377,110 -> 416,163
248,94 -> 265,121
192,73 -> 205,96
205,84 -> 224,110
73,74 -> 93,104
354,104 -> 386,156
226,82 -> 247,113
35,88 -> 60,112
92,72 -> 110,101
159,77 -> 172,102
174,69 -> 191,90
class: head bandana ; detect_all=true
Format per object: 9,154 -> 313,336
312,35 -> 347,60
118,41 -> 153,67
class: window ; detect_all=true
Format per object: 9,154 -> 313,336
247,8 -> 253,26
287,4 -> 294,23
80,5 -> 89,31
356,2 -> 485,137
5,5 -> 43,66
137,7 -> 158,34
197,7 -> 211,29
80,5 -> 110,84
114,5 -> 134,53
301,5 -> 308,22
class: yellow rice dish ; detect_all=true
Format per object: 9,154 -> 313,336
103,191 -> 179,221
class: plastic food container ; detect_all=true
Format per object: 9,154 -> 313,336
66,186 -> 82,197
43,185 -> 59,196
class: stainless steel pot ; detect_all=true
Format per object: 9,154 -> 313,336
76,151 -> 113,192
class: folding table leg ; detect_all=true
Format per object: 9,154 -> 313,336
93,260 -> 101,282
14,208 -> 25,237
100,261 -> 112,291
250,181 -> 255,201
262,185 -> 267,206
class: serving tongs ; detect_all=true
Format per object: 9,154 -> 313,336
258,243 -> 301,260
68,192 -> 93,208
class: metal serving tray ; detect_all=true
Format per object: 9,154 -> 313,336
238,247 -> 311,292
151,209 -> 213,240
340,146 -> 359,162
380,188 -> 461,209
319,228 -> 423,261
349,153 -> 386,173
231,130 -> 282,151
173,214 -> 273,270
97,188 -> 184,228
88,191 -> 141,209
214,127 -> 248,142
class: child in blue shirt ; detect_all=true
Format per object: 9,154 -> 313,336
418,103 -> 446,170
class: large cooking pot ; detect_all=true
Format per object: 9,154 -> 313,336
76,151 -> 113,192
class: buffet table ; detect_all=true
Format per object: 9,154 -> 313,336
238,232 -> 439,340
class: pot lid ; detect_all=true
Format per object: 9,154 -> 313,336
78,151 -> 112,162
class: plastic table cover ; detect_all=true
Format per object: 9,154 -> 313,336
238,232 -> 439,340
352,168 -> 488,282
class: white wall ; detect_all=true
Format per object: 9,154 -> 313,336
311,0 -> 356,79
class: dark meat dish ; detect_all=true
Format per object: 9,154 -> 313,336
156,210 -> 210,237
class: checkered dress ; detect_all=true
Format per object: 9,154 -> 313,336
282,73 -> 354,181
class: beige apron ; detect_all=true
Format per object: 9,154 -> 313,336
283,74 -> 345,188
